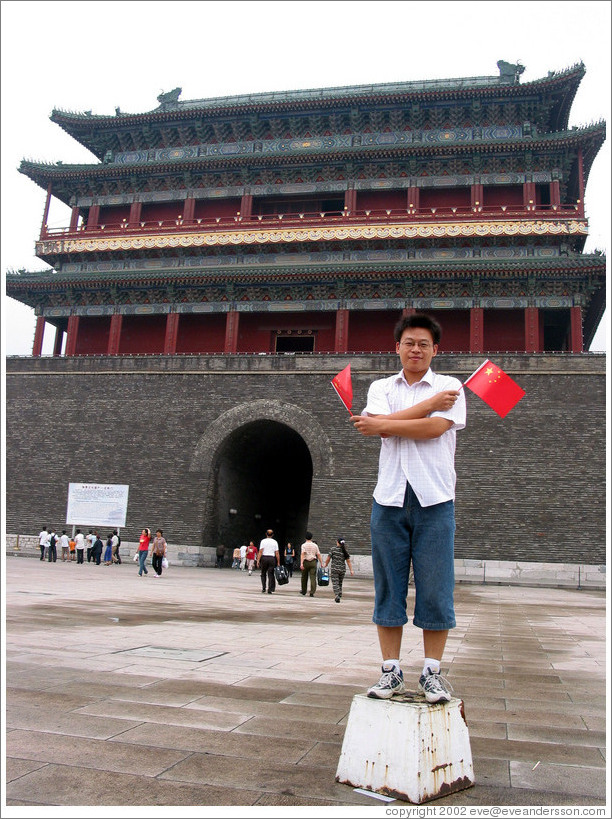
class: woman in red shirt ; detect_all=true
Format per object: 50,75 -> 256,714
137,528 -> 151,576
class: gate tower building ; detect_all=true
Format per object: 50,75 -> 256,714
6,62 -> 606,574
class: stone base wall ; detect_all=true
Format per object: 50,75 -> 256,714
6,353 -> 606,567
6,534 -> 605,590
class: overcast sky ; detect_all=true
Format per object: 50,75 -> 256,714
1,0 -> 610,355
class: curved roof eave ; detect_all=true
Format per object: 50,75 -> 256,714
49,64 -> 586,156
18,121 -> 606,202
6,254 -> 606,294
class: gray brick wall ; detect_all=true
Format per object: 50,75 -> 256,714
5,353 -> 606,564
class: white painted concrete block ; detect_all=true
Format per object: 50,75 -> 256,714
336,693 -> 474,804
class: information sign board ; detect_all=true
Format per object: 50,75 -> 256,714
66,483 -> 129,528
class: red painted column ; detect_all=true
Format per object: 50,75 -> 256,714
334,309 -> 349,352
40,183 -> 53,238
32,317 -> 46,356
65,316 -> 80,356
128,201 -> 142,227
224,310 -> 239,353
524,307 -> 540,352
570,306 -> 583,352
87,204 -> 100,230
107,314 -> 123,355
549,180 -> 561,209
523,182 -> 536,211
164,312 -> 180,354
407,187 -> 419,213
344,189 -> 357,214
577,147 -> 585,216
69,206 -> 80,232
52,326 -> 63,357
469,307 -> 484,353
183,197 -> 195,224
239,194 -> 253,220
471,184 -> 483,212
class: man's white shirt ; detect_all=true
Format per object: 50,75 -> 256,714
364,368 -> 466,508
259,537 -> 279,557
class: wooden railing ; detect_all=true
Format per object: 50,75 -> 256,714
40,203 -> 584,240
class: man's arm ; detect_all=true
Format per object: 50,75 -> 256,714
351,415 -> 453,439
385,390 -> 459,420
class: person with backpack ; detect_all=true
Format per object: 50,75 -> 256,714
47,529 -> 57,563
323,538 -> 354,603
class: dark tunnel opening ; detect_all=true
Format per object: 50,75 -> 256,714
211,419 -> 313,553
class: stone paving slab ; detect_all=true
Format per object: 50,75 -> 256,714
3,558 -> 607,813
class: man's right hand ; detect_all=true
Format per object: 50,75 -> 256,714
427,390 -> 460,413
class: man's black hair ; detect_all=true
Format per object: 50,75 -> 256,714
394,313 -> 442,345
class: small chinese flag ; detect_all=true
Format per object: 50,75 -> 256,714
464,359 -> 525,418
331,364 -> 353,415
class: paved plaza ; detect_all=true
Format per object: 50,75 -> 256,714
3,556 -> 607,813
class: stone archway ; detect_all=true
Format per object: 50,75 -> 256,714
190,400 -> 334,549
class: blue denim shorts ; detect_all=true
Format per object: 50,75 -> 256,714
371,483 -> 456,630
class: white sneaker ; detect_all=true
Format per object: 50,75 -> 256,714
417,668 -> 453,703
367,666 -> 406,699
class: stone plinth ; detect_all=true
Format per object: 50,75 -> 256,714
336,693 -> 474,804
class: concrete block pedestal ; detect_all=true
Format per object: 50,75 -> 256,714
336,693 -> 474,804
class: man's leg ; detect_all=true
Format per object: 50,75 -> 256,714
423,629 -> 448,662
377,625 -> 403,660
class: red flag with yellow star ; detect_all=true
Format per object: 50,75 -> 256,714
331,364 -> 353,415
464,359 -> 525,418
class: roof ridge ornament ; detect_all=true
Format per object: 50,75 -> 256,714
157,87 -> 182,108
497,60 -> 525,85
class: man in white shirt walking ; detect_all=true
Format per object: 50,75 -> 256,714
257,529 -> 280,594
351,313 -> 466,704
38,527 -> 50,561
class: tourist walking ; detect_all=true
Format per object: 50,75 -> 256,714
284,542 -> 295,578
300,532 -> 324,597
323,538 -> 354,602
215,543 -> 225,568
258,529 -> 280,594
38,527 -> 49,561
232,546 -> 241,569
245,541 -> 257,575
351,313 -> 465,703
137,528 -> 151,576
151,529 -> 167,576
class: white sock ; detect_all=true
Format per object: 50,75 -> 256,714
382,659 -> 401,674
423,658 -> 440,675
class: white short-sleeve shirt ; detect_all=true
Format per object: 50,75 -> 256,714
259,537 -> 279,557
364,368 -> 466,508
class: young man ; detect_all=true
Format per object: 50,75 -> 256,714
257,529 -> 280,594
351,313 -> 466,703
38,527 -> 50,561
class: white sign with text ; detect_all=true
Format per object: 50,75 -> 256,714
66,483 -> 129,528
